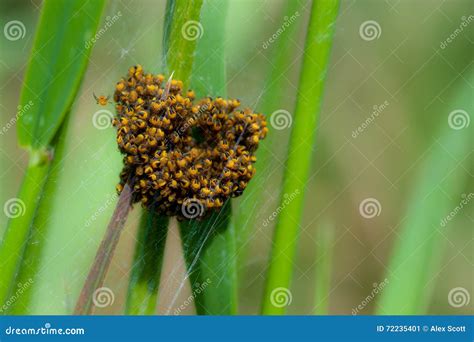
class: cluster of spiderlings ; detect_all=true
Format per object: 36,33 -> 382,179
112,65 -> 268,219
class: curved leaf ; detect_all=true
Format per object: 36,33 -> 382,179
18,0 -> 106,148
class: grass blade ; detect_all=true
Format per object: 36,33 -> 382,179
161,0 -> 237,315
261,0 -> 340,315
233,0 -> 304,279
313,222 -> 334,315
376,70 -> 473,314
165,0 -> 204,84
179,201 -> 237,314
176,0 -> 238,315
0,0 -> 105,309
125,212 -> 169,315
17,0 -> 105,149
167,0 -> 237,314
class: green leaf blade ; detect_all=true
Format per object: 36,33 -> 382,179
376,69 -> 474,314
179,201 -> 238,314
165,0 -> 204,86
125,212 -> 169,315
1,0 -> 106,312
180,0 -> 238,315
262,0 -> 340,315
18,0 -> 106,148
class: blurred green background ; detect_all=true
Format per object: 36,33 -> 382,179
0,0 -> 472,315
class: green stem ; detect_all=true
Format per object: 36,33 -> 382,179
125,212 -> 169,315
262,0 -> 340,315
313,222 -> 334,315
0,150 -> 50,307
233,0 -> 303,278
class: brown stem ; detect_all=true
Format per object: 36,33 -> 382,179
74,183 -> 133,315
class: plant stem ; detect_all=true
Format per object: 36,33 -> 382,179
0,150 -> 50,307
233,0 -> 303,277
74,183 -> 132,315
262,0 -> 340,315
125,212 -> 169,315
313,222 -> 334,315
